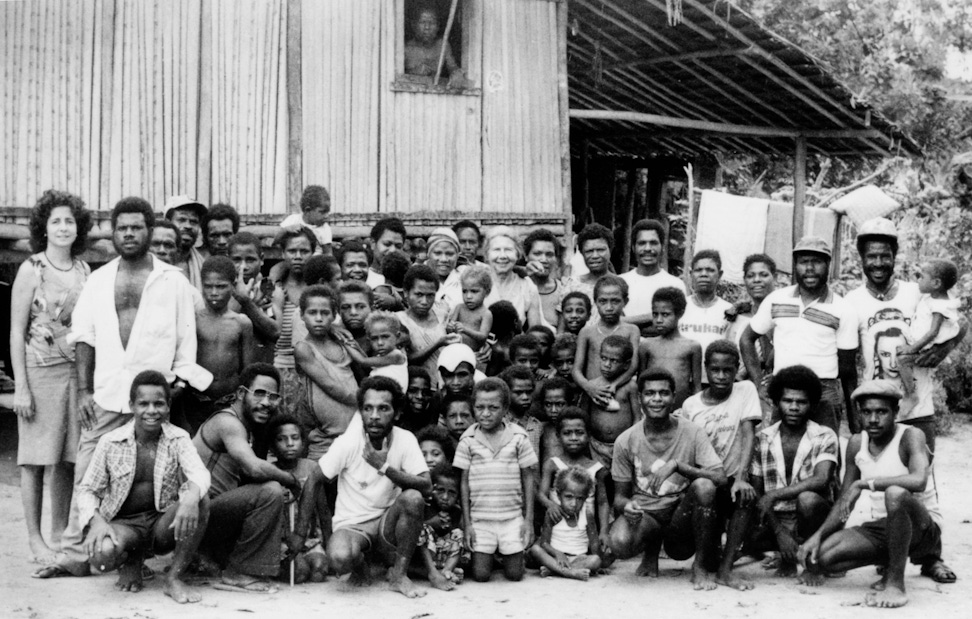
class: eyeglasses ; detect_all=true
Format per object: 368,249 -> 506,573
243,386 -> 282,404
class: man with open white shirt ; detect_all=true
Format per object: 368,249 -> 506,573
320,376 -> 433,598
35,197 -> 212,579
621,219 -> 686,332
740,236 -> 858,433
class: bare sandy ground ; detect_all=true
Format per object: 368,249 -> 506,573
1,420 -> 970,619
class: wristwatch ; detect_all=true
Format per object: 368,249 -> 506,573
377,463 -> 390,476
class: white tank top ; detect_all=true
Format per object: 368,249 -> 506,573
550,504 -> 590,555
855,425 -> 942,526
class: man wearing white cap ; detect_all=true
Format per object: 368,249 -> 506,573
164,195 -> 208,290
741,237 -> 858,433
798,380 -> 944,608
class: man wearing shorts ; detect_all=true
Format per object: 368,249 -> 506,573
799,380 -> 943,608
319,376 -> 432,598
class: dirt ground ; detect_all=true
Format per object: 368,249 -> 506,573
0,416 -> 969,619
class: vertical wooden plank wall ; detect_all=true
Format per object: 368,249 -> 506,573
300,0 -> 381,215
378,0 -> 483,215
481,0 -> 563,215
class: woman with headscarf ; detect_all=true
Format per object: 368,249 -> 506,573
425,226 -> 466,320
483,226 -> 543,330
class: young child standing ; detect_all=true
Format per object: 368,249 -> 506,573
272,228 -> 317,415
500,366 -> 544,461
572,275 -> 640,418
454,379 -> 538,582
897,258 -> 962,397
537,377 -> 573,459
559,291 -> 592,336
551,333 -> 578,385
339,311 -> 409,393
267,414 -> 328,583
228,232 -> 277,364
584,335 -> 640,471
397,265 -> 461,390
294,285 -> 358,459
442,393 -> 474,451
192,256 -> 256,433
416,464 -> 466,591
638,287 -> 702,409
532,465 -> 605,581
446,266 -> 494,351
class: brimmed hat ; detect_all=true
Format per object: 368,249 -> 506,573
164,195 -> 207,220
437,343 -> 477,372
792,235 -> 832,259
851,379 -> 903,403
856,217 -> 898,241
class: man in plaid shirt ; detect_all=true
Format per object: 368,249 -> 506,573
77,370 -> 210,604
721,365 -> 838,584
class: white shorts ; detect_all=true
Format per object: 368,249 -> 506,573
472,516 -> 524,555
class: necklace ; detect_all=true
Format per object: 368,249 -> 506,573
596,322 -> 620,336
44,251 -> 73,272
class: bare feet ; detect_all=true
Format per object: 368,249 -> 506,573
429,570 -> 455,591
691,565 -> 718,591
865,585 -> 908,608
163,578 -> 202,604
715,572 -> 754,591
28,535 -> 56,565
761,555 -> 780,570
565,568 -> 591,581
775,560 -> 798,578
870,575 -> 888,591
347,565 -> 372,587
635,554 -> 659,578
539,566 -> 551,578
387,571 -> 426,598
797,570 -> 826,587
115,561 -> 144,593
219,570 -> 277,593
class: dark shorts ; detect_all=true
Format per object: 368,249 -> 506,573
643,504 -> 679,529
336,511 -> 397,559
854,518 -> 942,565
110,510 -> 167,554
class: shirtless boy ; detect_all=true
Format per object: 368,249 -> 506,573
227,232 -> 280,364
586,335 -> 639,471
193,257 -> 256,431
638,287 -> 702,409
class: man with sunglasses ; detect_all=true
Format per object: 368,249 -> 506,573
192,363 -> 305,592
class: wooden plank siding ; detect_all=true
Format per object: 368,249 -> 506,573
1,0 -> 570,234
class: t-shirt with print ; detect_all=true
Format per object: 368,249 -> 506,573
679,381 -> 762,478
319,413 -> 429,529
845,282 -> 932,421
611,418 -> 723,512
679,296 -> 733,363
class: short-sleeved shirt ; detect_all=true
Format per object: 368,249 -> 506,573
748,285 -> 858,379
913,294 -> 961,348
679,381 -> 762,477
620,268 -> 686,317
611,418 -> 723,511
505,412 -> 544,463
679,296 -> 733,359
453,422 -> 539,521
750,420 -> 838,513
845,282 -> 931,421
319,414 -> 429,529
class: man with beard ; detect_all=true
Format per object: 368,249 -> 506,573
193,363 -> 306,592
620,219 -> 686,332
34,197 -> 213,578
844,217 -> 962,583
320,376 -> 432,597
741,237 -> 858,433
164,195 -> 208,289
202,203 -> 240,257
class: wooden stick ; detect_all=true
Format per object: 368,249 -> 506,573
289,501 -> 295,587
433,0 -> 459,86
683,163 -> 694,286
793,137 -> 807,240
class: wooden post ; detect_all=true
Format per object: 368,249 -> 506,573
286,0 -> 303,211
621,168 -> 637,272
556,0 -> 573,256
683,162 -> 694,286
196,0 -> 213,204
582,138 -> 591,226
433,0 -> 460,85
793,136 -> 807,240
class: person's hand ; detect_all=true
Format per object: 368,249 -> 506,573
13,385 -> 34,421
536,368 -> 556,381
724,305 -> 739,323
84,518 -> 117,559
544,503 -> 565,526
440,333 -> 462,347
598,529 -> 612,554
645,460 -> 678,494
446,321 -> 461,334
775,528 -> 799,563
520,518 -> 535,548
475,343 -> 492,366
524,260 -> 547,278
837,483 -> 863,523
553,549 -> 570,569
755,493 -> 775,522
234,268 -> 255,302
78,389 -> 98,431
731,477 -> 757,506
896,343 -> 917,357
464,526 -> 477,552
587,384 -> 615,408
914,344 -> 950,367
622,499 -> 644,524
363,435 -> 390,471
797,534 -> 822,569
171,497 -> 199,542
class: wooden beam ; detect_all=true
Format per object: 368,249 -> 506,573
793,136 -> 807,240
603,47 -> 754,71
557,0 -> 573,254
286,0 -> 302,211
620,168 -> 637,273
433,0 -> 459,85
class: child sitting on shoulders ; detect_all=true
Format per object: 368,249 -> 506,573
559,291 -> 592,336
339,311 -> 409,392
373,249 -> 411,307
267,414 -> 328,584
447,266 -> 494,351
415,464 -> 466,590
531,465 -> 605,581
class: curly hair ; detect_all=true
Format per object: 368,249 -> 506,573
29,189 -> 93,256
767,365 -> 822,408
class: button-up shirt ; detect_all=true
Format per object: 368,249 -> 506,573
750,420 -> 838,513
68,256 -> 212,413
77,421 -> 211,527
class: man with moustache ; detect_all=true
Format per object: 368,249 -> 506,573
620,219 -> 686,331
164,195 -> 208,289
741,237 -> 858,433
34,197 -> 213,578
844,217 -> 961,583
193,363 -> 305,592
202,203 -> 240,257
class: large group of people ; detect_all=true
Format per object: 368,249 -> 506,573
10,184 -> 962,608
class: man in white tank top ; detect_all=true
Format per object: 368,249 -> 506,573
797,380 -> 945,609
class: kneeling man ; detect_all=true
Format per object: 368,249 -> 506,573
320,376 -> 432,598
77,370 -> 210,603
799,380 -> 943,608
609,369 -> 727,590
